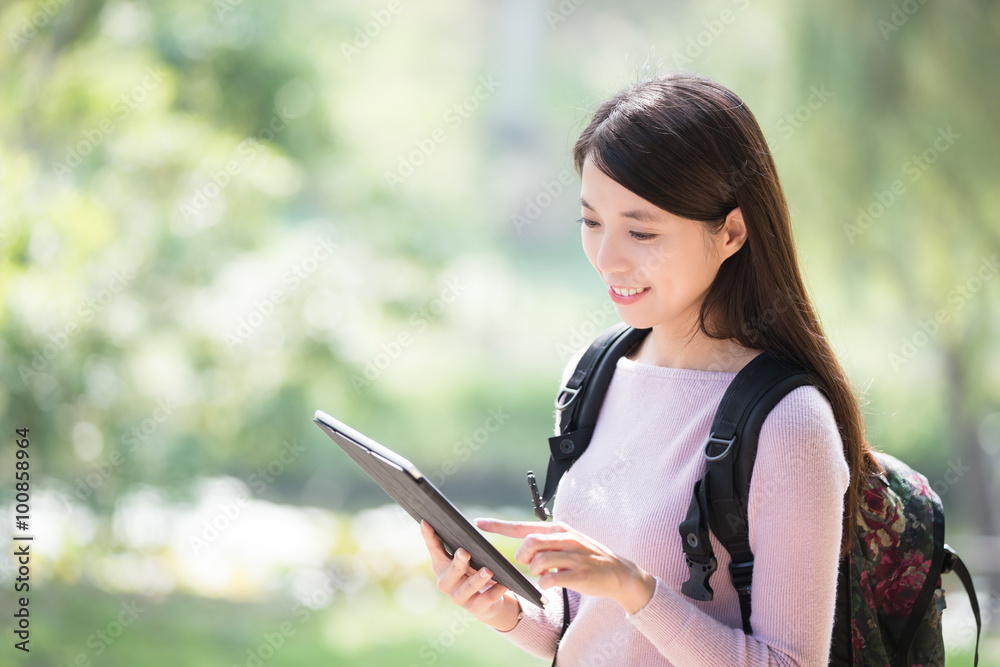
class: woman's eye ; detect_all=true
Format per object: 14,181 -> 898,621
578,217 -> 657,241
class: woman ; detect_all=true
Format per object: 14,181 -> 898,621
420,72 -> 878,665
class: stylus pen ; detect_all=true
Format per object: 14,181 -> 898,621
527,471 -> 551,521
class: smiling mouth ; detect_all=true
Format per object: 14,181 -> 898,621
610,286 -> 650,297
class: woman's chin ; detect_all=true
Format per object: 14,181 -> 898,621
613,307 -> 656,331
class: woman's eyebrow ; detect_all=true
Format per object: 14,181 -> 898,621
580,197 -> 662,223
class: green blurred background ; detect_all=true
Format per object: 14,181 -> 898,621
1,0 -> 998,664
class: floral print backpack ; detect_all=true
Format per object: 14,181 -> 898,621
827,452 -> 981,666
538,324 -> 983,667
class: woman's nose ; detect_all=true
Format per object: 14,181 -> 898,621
595,233 -> 632,276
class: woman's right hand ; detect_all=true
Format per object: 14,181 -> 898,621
419,519 -> 522,631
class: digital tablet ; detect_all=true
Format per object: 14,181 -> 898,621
312,410 -> 549,608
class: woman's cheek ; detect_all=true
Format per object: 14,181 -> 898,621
581,230 -> 600,270
639,245 -> 669,286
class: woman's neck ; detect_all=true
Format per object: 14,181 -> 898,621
626,323 -> 760,374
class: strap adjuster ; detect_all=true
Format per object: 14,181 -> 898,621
704,433 -> 737,462
554,386 -> 579,410
729,559 -> 754,593
548,428 -> 593,462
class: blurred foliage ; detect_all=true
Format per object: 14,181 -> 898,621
0,0 -> 998,664
19,582 -> 550,667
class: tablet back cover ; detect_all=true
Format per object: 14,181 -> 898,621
313,411 -> 547,608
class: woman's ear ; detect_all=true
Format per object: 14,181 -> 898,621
720,207 -> 747,260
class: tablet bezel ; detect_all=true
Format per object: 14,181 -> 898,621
313,409 -> 548,608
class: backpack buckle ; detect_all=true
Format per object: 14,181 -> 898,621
681,555 -> 718,601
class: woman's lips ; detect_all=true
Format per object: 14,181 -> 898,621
608,285 -> 650,305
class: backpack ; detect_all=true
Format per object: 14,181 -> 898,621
528,323 -> 981,667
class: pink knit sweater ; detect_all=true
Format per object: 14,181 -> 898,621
493,352 -> 850,666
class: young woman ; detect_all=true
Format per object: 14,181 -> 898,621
420,72 -> 878,665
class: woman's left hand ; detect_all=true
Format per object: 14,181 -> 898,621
474,518 -> 656,615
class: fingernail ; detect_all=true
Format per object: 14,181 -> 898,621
480,568 -> 492,579
456,549 -> 467,559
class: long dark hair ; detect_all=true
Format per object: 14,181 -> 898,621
571,72 -> 878,555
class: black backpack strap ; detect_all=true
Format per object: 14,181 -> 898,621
536,323 -> 650,513
828,554 -> 853,665
893,500 -> 981,667
893,497 -> 946,667
679,479 -> 718,601
941,546 -> 982,666
536,323 -> 649,667
550,587 -> 571,667
679,351 -> 816,634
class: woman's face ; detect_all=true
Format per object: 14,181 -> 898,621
579,156 -> 743,334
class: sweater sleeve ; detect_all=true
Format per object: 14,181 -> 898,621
489,587 -> 580,660
623,385 -> 850,666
